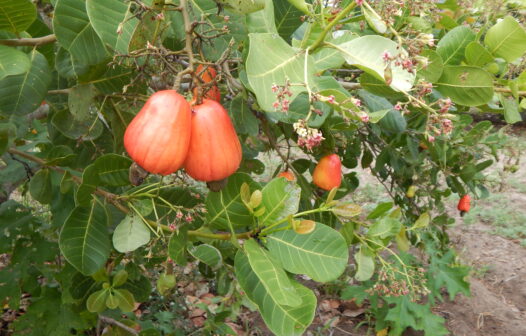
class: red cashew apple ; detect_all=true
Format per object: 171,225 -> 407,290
312,154 -> 342,191
193,64 -> 221,102
124,90 -> 191,175
278,171 -> 295,181
457,194 -> 471,216
184,99 -> 242,182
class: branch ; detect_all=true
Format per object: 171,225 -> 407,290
98,316 -> 138,336
338,81 -> 361,90
495,87 -> 526,96
0,34 -> 56,46
6,147 -> 253,241
310,2 -> 357,51
173,0 -> 197,93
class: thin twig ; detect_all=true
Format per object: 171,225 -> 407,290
99,316 -> 139,336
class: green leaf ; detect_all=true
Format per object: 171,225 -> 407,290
112,215 -> 151,253
312,31 -> 356,72
86,288 -> 109,312
464,42 -> 494,67
54,47 -> 90,79
75,164 -> 99,207
395,227 -> 410,252
354,245 -> 375,281
244,239 -> 302,307
92,66 -> 133,95
259,177 -> 300,226
362,3 -> 386,33
29,168 -> 53,204
417,49 -> 444,83
189,0 -> 246,61
0,0 -> 36,33
68,84 -> 96,120
59,199 -> 110,275
266,223 -> 348,282
0,45 -> 31,80
246,0 -> 277,34
435,66 -> 494,106
436,26 -> 475,65
246,33 -> 317,112
86,0 -> 139,54
359,72 -> 400,97
0,50 -> 51,116
413,212 -> 430,229
366,201 -> 393,219
53,0 -> 108,65
228,95 -> 259,136
384,296 -> 418,335
216,0 -> 265,14
340,285 -> 369,304
189,244 -> 222,269
499,94 -> 522,124
120,274 -> 151,302
51,109 -> 104,141
367,217 -> 401,240
113,288 -> 135,312
274,0 -> 304,40
112,269 -> 128,287
428,250 -> 470,301
168,229 -> 188,266
206,173 -> 260,230
234,251 -> 316,336
93,154 -> 132,187
331,202 -> 362,218
484,16 -> 526,62
157,273 -> 176,295
336,35 -> 416,92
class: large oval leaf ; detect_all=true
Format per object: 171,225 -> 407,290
53,0 -> 108,65
0,50 -> 51,116
484,16 -> 526,62
0,45 -> 31,80
436,26 -> 475,65
234,251 -> 316,336
206,173 -> 260,230
336,35 -> 416,92
464,42 -> 494,67
246,33 -> 317,112
59,199 -> 110,275
244,239 -> 301,307
29,168 -> 53,205
86,0 -> 139,54
259,177 -> 300,227
93,154 -> 132,187
0,0 -> 36,33
266,223 -> 348,282
435,66 -> 494,106
112,215 -> 151,253
189,244 -> 222,269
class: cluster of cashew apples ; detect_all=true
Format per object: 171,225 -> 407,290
123,88 -> 241,183
125,65 -> 343,189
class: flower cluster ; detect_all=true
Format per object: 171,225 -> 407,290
293,119 -> 324,151
382,50 -> 417,74
367,267 -> 429,300
427,98 -> 456,138
271,81 -> 293,112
